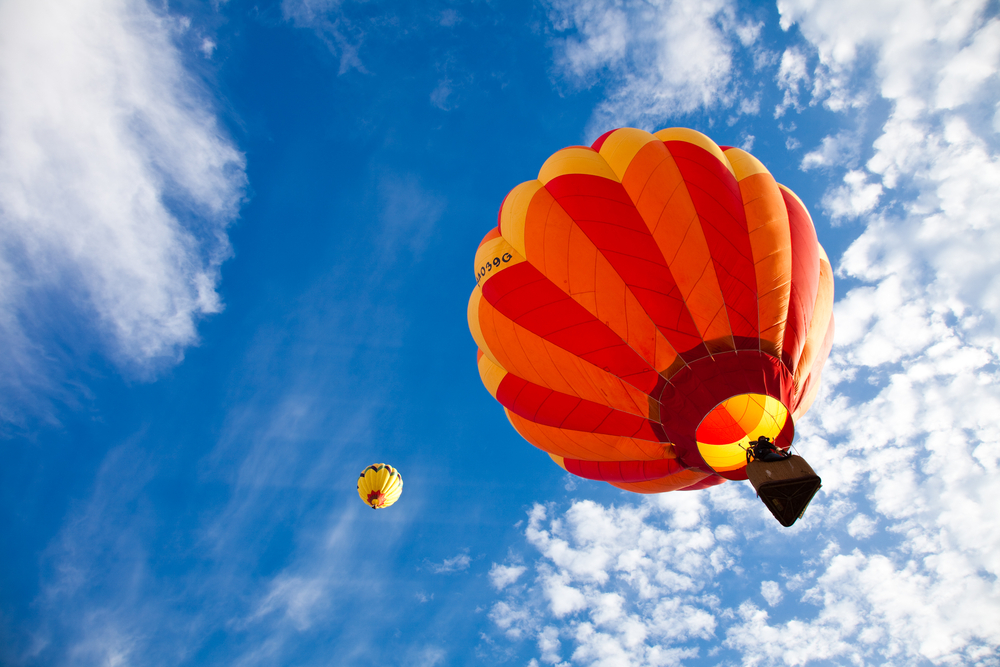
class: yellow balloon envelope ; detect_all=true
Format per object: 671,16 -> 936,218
357,463 -> 403,509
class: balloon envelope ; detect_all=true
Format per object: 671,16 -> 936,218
468,127 -> 834,492
358,463 -> 403,509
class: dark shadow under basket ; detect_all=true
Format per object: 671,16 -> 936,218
746,455 -> 822,527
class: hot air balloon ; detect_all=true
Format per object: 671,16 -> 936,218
468,127 -> 833,526
358,463 -> 403,509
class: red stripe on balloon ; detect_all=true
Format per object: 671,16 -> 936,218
590,129 -> 618,152
794,313 -> 835,413
481,261 -> 662,394
781,190 -> 821,373
678,474 -> 726,491
665,140 -> 759,344
495,373 -> 664,441
696,402 -> 746,445
562,456 -> 685,482
543,173 -> 708,359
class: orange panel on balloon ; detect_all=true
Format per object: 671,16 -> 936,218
506,409 -> 672,462
608,469 -> 714,494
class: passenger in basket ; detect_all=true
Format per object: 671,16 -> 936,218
748,436 -> 792,463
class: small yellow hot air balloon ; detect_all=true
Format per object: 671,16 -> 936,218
357,463 -> 403,509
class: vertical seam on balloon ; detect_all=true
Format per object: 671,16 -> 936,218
588,191 -> 711,354
697,211 -> 757,333
486,304 -> 530,386
555,396 -> 585,430
516,318 -> 583,402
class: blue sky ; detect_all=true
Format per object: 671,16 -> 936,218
1,0 -> 999,665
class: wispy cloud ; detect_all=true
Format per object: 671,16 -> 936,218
376,173 -> 446,266
800,130 -> 862,171
489,562 -> 527,591
543,0 -> 760,135
427,552 -> 471,574
281,0 -> 367,74
821,169 -> 884,221
774,46 -> 809,117
0,0 -> 245,425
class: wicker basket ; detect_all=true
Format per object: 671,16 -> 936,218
746,455 -> 822,527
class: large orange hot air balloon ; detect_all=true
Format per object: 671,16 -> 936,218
468,128 -> 833,511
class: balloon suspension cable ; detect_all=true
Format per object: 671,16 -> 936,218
737,441 -> 753,467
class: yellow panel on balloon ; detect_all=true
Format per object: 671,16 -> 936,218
696,394 -> 788,472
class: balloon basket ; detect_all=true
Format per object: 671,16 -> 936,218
746,455 -> 821,527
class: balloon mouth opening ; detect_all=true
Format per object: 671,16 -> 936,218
366,490 -> 386,509
695,393 -> 790,473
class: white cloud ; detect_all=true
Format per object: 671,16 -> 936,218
376,173 -> 445,265
800,131 -> 861,171
490,600 -> 535,640
775,47 -> 809,117
428,552 -> 471,574
537,625 -> 563,664
405,645 -> 447,667
847,514 -> 877,539
489,501 -> 727,664
252,575 -> 327,632
490,563 -> 528,590
738,95 -> 761,117
541,567 -> 588,618
760,0 -> 1000,659
200,37 -> 217,58
430,78 -> 453,110
544,0 -> 742,133
760,581 -> 783,607
282,0 -> 365,74
935,19 -> 1000,110
735,20 -> 763,48
821,170 -> 884,221
0,0 -> 245,420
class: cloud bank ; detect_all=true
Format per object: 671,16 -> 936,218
0,0 -> 245,423
491,0 -> 1000,664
